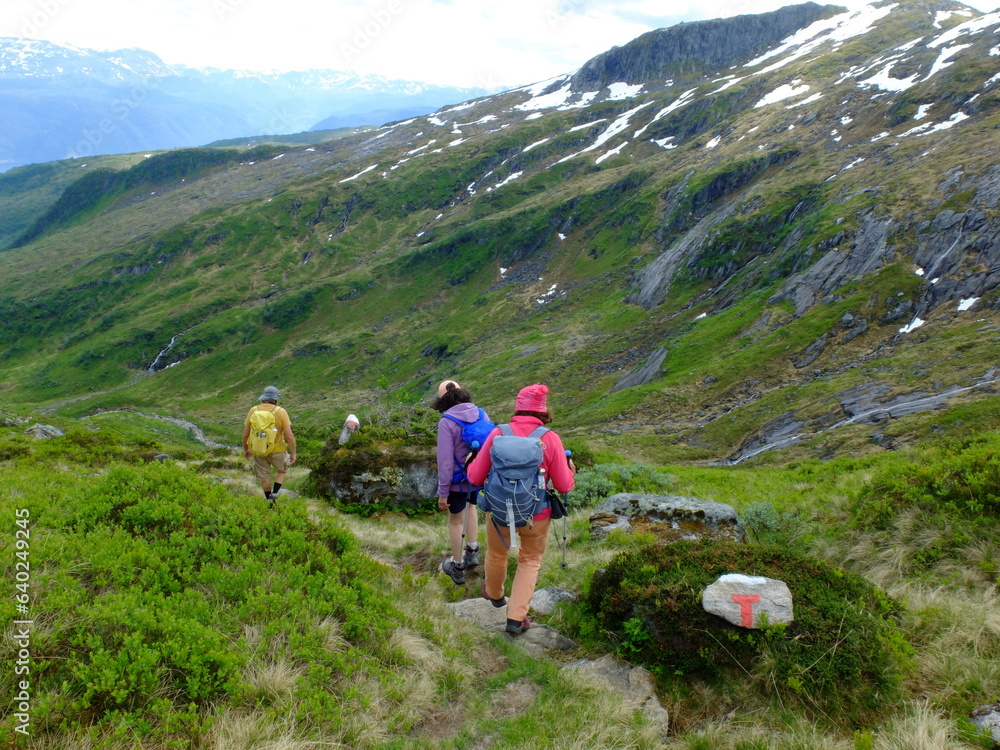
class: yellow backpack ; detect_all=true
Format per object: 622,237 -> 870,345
249,406 -> 280,456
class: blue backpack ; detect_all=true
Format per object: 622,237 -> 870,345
443,408 -> 495,484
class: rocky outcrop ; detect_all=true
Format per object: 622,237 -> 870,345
324,461 -> 437,508
629,149 -> 800,311
564,656 -> 669,736
571,3 -> 844,88
771,212 -> 895,318
589,494 -> 746,543
24,424 -> 64,439
446,596 -> 668,736
611,347 -> 668,392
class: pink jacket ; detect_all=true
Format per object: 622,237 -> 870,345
466,415 -> 575,495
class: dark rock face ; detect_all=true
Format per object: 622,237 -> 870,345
571,3 -> 845,89
628,149 -> 801,311
771,212 -> 895,318
611,347 -> 668,392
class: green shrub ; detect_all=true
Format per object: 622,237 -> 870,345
582,539 -> 911,724
739,500 -> 801,545
0,462 -> 401,744
851,434 -> 1000,531
571,463 -> 675,506
0,435 -> 31,461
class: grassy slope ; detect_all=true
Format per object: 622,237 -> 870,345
1,410 -> 996,747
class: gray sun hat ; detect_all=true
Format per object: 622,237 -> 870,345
259,386 -> 280,402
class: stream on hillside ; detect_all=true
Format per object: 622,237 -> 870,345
84,409 -> 232,449
723,372 -> 1000,465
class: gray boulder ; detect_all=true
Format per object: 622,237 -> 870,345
444,598 -> 577,657
970,701 -> 1000,745
328,461 -> 437,508
702,573 -> 794,629
529,587 -> 577,615
24,423 -> 64,439
590,494 -> 746,543
564,655 -> 669,736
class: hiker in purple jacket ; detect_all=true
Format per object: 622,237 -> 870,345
433,379 -> 488,585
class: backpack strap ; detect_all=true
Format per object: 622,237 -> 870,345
442,413 -> 478,487
498,423 -> 514,437
526,425 -> 550,440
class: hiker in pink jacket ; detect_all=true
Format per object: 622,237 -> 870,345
467,383 -> 576,635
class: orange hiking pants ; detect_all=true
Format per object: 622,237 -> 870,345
483,515 -> 551,622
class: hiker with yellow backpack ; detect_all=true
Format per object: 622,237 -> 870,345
243,386 -> 297,506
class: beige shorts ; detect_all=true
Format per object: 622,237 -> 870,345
253,452 -> 290,483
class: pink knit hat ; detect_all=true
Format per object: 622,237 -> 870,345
515,383 -> 549,412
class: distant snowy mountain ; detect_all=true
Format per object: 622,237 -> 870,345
0,37 -> 488,171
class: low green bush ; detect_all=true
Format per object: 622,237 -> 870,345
739,500 -> 802,545
851,433 -> 1000,531
0,462 -> 400,745
570,462 -> 675,506
581,539 -> 911,724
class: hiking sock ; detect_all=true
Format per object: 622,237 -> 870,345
263,489 -> 272,500
272,483 -> 282,496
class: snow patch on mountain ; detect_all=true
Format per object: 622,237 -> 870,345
925,44 -> 972,80
755,81 -> 811,108
340,164 -> 378,183
859,63 -> 919,92
744,3 -> 896,75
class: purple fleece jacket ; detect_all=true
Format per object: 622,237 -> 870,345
436,402 -> 488,498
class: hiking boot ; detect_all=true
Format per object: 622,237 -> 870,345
481,580 -> 507,608
463,544 -> 480,569
505,616 -> 530,635
441,557 -> 466,585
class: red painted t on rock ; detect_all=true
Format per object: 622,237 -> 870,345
730,594 -> 761,627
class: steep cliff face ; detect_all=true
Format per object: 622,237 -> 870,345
571,2 -> 845,89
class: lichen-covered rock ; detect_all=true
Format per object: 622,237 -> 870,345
305,434 -> 438,511
589,493 -> 746,543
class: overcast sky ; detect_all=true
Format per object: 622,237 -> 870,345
4,0 -> 1000,89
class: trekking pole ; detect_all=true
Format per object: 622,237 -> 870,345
461,440 -> 480,554
561,450 -> 572,568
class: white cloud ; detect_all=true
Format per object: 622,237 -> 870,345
8,0 -> 1000,90
2,0 -> 656,88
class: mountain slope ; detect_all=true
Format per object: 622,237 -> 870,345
4,0 -> 1000,466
